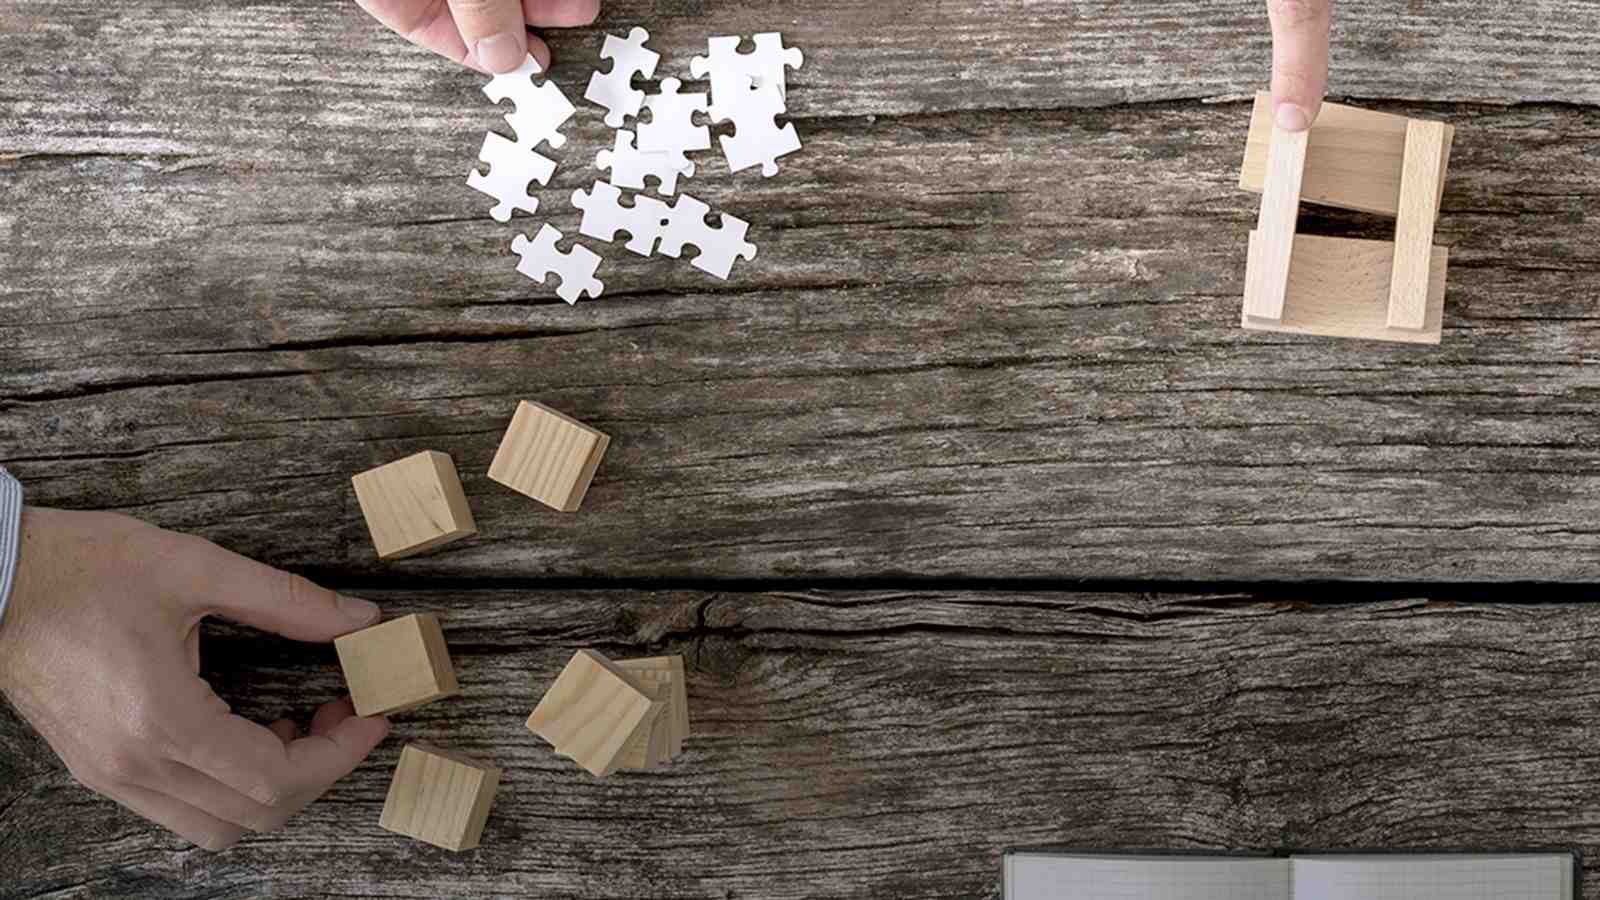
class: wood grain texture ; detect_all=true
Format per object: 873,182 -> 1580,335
351,450 -> 477,559
1242,125 -> 1308,321
335,613 -> 460,717
1387,121 -> 1452,330
378,743 -> 502,852
8,589 -> 1600,898
487,401 -> 610,512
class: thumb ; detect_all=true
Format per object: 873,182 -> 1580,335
183,540 -> 380,641
1266,0 -> 1331,131
447,0 -> 529,74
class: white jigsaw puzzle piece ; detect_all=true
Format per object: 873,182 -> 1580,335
708,82 -> 801,177
484,55 -> 575,151
572,180 -> 671,257
467,132 -> 557,222
594,129 -> 695,196
689,32 -> 804,102
658,193 -> 757,280
583,27 -> 660,128
637,77 -> 709,158
511,224 -> 604,304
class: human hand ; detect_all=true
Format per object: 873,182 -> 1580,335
1266,0 -> 1331,131
358,0 -> 601,74
0,507 -> 390,851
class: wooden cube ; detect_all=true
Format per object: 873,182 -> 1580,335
487,401 -> 610,512
379,743 -> 501,852
615,655 -> 690,768
335,613 -> 459,717
352,450 -> 477,559
526,649 -> 663,777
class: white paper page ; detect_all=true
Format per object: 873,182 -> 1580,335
1292,854 -> 1573,900
1003,852 -> 1290,900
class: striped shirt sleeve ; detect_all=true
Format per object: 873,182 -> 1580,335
0,467 -> 21,631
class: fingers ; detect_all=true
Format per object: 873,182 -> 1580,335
446,0 -> 530,73
522,0 -> 600,27
1266,0 -> 1331,131
174,537 -> 379,642
153,760 -> 300,834
106,782 -> 246,852
178,688 -> 389,808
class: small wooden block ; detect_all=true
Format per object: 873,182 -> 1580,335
487,401 -> 610,512
335,613 -> 459,717
615,673 -> 671,770
352,450 -> 477,560
379,743 -> 501,852
1242,232 -> 1448,344
1242,124 -> 1309,322
615,655 -> 690,761
1387,120 -> 1452,330
526,649 -> 663,777
1240,92 -> 1454,217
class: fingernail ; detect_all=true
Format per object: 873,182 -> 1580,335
1275,103 -> 1312,132
336,594 -> 381,624
475,32 -> 528,74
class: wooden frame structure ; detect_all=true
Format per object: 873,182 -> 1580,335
1238,92 -> 1455,344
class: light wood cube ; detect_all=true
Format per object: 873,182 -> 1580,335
616,655 -> 690,768
379,743 -> 501,852
526,649 -> 662,777
352,450 -> 477,559
335,613 -> 459,717
487,401 -> 610,512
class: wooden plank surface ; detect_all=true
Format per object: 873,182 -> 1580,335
5,589 -> 1600,898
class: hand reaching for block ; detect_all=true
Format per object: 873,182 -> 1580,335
1265,0 -> 1332,131
0,507 -> 391,851
357,0 -> 601,74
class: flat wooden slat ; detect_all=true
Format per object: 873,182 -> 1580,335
1387,121 -> 1454,330
1242,125 -> 1309,321
1242,232 -> 1448,344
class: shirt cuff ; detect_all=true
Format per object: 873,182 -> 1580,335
0,467 -> 21,632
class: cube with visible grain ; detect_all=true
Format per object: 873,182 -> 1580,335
526,649 -> 662,777
352,450 -> 477,559
487,401 -> 610,512
335,613 -> 459,717
615,655 -> 690,768
379,743 -> 501,851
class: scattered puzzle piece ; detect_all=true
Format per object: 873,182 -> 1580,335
689,32 -> 804,101
511,224 -> 604,304
595,129 -> 694,196
659,193 -> 758,279
573,180 -> 671,257
483,55 -> 574,152
638,77 -> 709,158
466,132 -> 556,222
583,27 -> 660,128
709,81 -> 801,177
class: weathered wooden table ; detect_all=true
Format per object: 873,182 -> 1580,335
4,1 -> 1600,896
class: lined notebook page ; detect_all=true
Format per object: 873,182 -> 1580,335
1292,855 -> 1573,900
1003,853 -> 1289,900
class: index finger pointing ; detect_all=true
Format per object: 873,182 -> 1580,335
1266,0 -> 1331,131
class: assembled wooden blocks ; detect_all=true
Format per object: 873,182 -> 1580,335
488,401 -> 610,512
1238,92 -> 1455,344
526,649 -> 681,776
335,613 -> 459,717
615,655 -> 691,769
379,743 -> 501,852
352,450 -> 477,559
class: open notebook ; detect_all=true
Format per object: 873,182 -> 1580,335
1003,851 -> 1575,900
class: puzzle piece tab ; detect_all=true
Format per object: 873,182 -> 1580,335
689,33 -> 804,102
467,132 -> 557,222
659,193 -> 757,280
573,181 -> 671,257
483,55 -> 575,152
583,27 -> 660,128
709,82 -> 801,177
637,78 -> 709,159
511,224 -> 604,304
595,129 -> 694,196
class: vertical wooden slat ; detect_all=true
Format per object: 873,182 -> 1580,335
1387,120 -> 1451,329
1242,125 -> 1309,321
